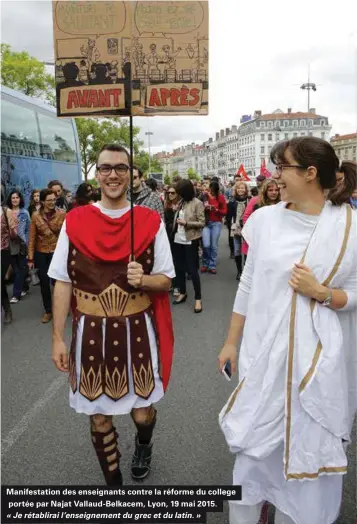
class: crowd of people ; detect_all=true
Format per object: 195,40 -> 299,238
2,136 -> 357,524
2,155 -> 357,330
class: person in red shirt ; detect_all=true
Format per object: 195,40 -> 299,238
201,181 -> 227,274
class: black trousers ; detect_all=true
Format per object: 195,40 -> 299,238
35,252 -> 54,313
1,249 -> 12,311
173,240 -> 201,300
227,226 -> 234,255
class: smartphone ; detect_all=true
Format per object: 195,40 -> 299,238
222,360 -> 232,381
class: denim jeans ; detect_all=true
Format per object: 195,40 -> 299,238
202,221 -> 223,269
11,254 -> 29,298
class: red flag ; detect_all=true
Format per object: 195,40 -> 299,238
237,164 -> 250,181
260,159 -> 272,178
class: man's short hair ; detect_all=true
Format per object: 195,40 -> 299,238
133,165 -> 143,178
98,144 -> 130,164
48,180 -> 63,189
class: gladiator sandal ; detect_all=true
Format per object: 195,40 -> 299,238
131,407 -> 157,480
91,426 -> 123,485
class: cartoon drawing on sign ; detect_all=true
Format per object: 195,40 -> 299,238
59,62 -> 85,88
53,1 -> 209,116
107,38 -> 119,55
80,38 -> 100,68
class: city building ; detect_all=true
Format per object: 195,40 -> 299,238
330,133 -> 357,162
239,108 -> 332,179
154,107 -> 332,182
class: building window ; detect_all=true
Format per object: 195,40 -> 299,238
309,119 -> 313,127
261,146 -> 265,154
321,120 -> 325,126
300,120 -> 306,127
293,120 -> 298,127
1,99 -> 41,157
275,134 -> 280,141
293,133 -> 298,138
268,146 -> 272,152
268,134 -> 272,141
284,121 -> 288,127
285,133 -> 289,139
268,121 -> 273,128
261,122 -> 265,128
321,132 -> 325,140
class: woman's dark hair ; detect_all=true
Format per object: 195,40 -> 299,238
270,136 -> 339,191
164,185 -> 179,208
209,181 -> 220,198
40,188 -> 55,203
7,190 -> 25,209
75,182 -> 93,206
328,161 -> 357,206
250,187 -> 259,197
146,178 -> 158,191
176,179 -> 195,202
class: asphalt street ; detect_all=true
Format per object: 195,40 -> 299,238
1,237 -> 356,524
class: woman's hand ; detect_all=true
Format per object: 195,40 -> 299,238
218,344 -> 237,374
177,218 -> 186,226
288,263 -> 320,299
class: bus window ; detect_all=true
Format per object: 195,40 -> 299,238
37,112 -> 77,163
1,99 -> 41,157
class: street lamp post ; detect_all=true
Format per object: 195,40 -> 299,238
145,131 -> 154,175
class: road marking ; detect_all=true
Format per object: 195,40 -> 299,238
1,375 -> 67,456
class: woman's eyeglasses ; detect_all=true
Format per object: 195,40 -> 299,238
168,191 -> 176,195
275,164 -> 306,175
97,164 -> 130,176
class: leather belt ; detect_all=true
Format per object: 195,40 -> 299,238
73,284 -> 151,317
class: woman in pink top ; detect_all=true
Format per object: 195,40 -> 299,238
201,181 -> 227,274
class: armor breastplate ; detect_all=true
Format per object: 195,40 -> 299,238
67,242 -> 158,403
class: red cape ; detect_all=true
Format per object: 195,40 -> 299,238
66,205 -> 174,391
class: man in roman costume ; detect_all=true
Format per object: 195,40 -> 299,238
218,137 -> 357,524
48,144 -> 175,485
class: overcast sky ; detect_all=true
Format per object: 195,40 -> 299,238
2,0 -> 356,154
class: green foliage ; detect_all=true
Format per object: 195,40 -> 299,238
187,168 -> 199,181
133,150 -> 162,178
87,179 -> 99,187
171,170 -> 180,179
1,44 -> 55,105
75,117 -> 142,181
164,174 -> 171,185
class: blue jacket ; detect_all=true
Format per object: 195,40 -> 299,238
16,208 -> 31,245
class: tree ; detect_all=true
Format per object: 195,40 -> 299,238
75,117 -> 142,181
1,44 -> 55,105
164,174 -> 171,185
187,168 -> 199,181
133,150 -> 162,178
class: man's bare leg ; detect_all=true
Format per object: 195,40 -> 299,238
90,414 -> 123,485
130,405 -> 157,480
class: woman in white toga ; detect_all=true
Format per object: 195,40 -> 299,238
218,136 -> 357,524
